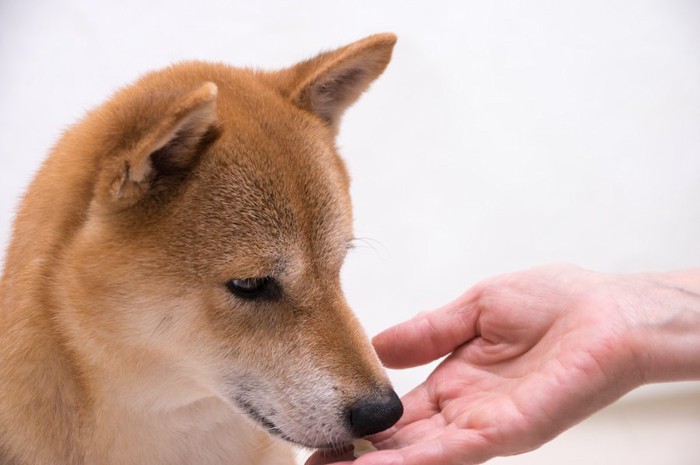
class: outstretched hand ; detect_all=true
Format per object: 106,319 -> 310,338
307,265 -> 657,465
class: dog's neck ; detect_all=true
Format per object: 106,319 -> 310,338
0,289 -> 85,464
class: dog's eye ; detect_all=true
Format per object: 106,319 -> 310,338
225,277 -> 280,301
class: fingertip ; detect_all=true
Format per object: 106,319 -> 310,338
373,297 -> 479,369
371,324 -> 417,369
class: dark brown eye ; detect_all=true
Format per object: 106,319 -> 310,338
225,277 -> 280,301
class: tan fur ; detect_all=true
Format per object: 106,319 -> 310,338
0,34 -> 397,465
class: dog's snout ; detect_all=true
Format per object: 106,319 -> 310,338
347,389 -> 403,438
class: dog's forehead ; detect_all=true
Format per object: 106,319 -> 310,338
123,64 -> 356,276
182,113 -> 353,276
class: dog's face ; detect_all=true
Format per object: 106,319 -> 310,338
56,34 -> 401,448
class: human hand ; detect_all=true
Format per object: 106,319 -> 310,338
307,264 -> 664,465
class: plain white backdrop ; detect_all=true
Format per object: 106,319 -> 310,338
1,1 -> 699,463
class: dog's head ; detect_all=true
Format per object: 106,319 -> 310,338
58,34 -> 401,448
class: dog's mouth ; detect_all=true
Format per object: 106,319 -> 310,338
235,396 -> 287,439
234,396 -> 342,449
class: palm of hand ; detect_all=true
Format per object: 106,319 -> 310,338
375,314 -> 625,464
308,266 -> 641,465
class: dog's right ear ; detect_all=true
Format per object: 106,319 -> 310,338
94,81 -> 218,211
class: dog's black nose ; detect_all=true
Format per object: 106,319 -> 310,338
347,389 -> 403,438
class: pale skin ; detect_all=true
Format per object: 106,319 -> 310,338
307,264 -> 700,465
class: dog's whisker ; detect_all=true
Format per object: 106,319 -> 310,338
350,236 -> 391,259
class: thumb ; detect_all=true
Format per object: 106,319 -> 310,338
372,290 -> 480,369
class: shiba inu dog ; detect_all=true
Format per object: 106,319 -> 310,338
0,34 -> 402,465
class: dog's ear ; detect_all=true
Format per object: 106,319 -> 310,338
95,81 -> 218,211
275,33 -> 396,132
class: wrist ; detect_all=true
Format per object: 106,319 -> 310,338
625,270 -> 700,384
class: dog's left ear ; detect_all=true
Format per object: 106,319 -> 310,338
95,81 -> 218,210
275,33 -> 397,132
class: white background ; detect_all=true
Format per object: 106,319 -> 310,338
1,1 -> 699,463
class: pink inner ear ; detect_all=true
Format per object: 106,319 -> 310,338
279,34 -> 396,131
143,84 -> 219,175
150,123 -> 220,177
309,67 -> 370,124
97,82 -> 219,209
